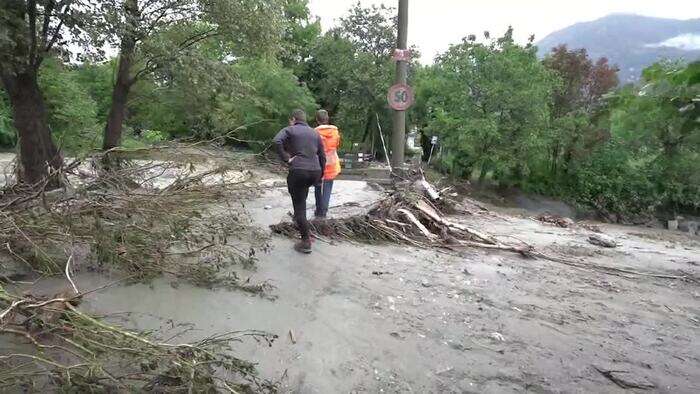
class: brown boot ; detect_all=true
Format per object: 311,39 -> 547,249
294,239 -> 312,254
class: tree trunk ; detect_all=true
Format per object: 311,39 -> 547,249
1,70 -> 63,186
360,111 -> 374,143
562,133 -> 580,176
102,41 -> 136,150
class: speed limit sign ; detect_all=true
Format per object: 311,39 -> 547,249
387,83 -> 414,111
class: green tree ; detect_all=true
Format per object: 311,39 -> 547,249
279,0 -> 321,75
38,58 -> 99,153
300,2 -> 399,150
418,29 -> 556,185
97,0 -> 286,150
609,61 -> 700,213
542,45 -> 619,178
223,58 -> 317,144
2,58 -> 111,152
71,60 -> 114,121
127,51 -> 316,147
0,0 -> 97,184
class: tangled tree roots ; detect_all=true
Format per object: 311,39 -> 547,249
271,188 -> 533,255
0,284 -> 278,392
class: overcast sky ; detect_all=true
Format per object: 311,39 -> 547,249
309,0 -> 700,63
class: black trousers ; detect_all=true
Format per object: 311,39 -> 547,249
287,169 -> 321,241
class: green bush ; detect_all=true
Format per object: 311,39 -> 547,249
570,142 -> 659,217
142,129 -> 167,144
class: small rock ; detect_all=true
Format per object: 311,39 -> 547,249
264,205 -> 272,210
668,220 -> 679,231
490,332 -> 505,341
436,366 -> 455,375
421,280 -> 432,288
588,234 -> 618,248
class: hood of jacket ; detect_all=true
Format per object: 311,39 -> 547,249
316,124 -> 339,138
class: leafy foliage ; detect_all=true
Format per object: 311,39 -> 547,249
38,59 -> 100,153
299,2 -> 399,148
606,61 -> 700,213
415,31 -> 698,219
417,29 -> 556,185
224,59 -> 317,144
279,0 -> 322,75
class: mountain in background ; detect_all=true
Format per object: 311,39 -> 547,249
537,14 -> 700,83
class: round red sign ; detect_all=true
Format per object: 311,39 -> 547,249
387,83 -> 414,111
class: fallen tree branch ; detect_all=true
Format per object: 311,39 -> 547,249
397,208 -> 437,240
0,282 -> 278,391
64,254 -> 78,295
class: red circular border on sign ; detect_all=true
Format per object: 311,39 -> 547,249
387,83 -> 414,111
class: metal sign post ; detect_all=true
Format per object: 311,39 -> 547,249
428,135 -> 438,164
376,113 -> 392,172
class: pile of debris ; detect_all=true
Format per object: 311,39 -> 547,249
1,154 -> 272,294
0,283 -> 277,391
271,175 -> 698,284
272,176 -> 532,255
0,149 -> 279,391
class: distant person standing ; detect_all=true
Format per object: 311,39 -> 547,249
273,109 -> 326,254
314,110 -> 341,218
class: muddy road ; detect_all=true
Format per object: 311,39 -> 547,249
4,153 -> 700,393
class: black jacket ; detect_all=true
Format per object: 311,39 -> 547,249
273,121 -> 326,174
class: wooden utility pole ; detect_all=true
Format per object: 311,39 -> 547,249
391,0 -> 409,168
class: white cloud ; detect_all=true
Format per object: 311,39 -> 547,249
646,33 -> 700,50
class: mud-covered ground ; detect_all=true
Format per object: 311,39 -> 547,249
3,152 -> 699,393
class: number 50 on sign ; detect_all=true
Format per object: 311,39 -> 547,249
387,83 -> 414,111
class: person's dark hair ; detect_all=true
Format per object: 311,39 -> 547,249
316,109 -> 329,125
290,109 -> 307,123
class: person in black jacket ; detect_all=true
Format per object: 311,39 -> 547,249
273,109 -> 326,254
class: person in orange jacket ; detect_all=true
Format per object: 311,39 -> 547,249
314,110 -> 341,218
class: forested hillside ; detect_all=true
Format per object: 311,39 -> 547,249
537,14 -> 700,83
1,1 -> 699,220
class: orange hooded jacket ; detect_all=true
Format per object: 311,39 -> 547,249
316,124 -> 341,180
